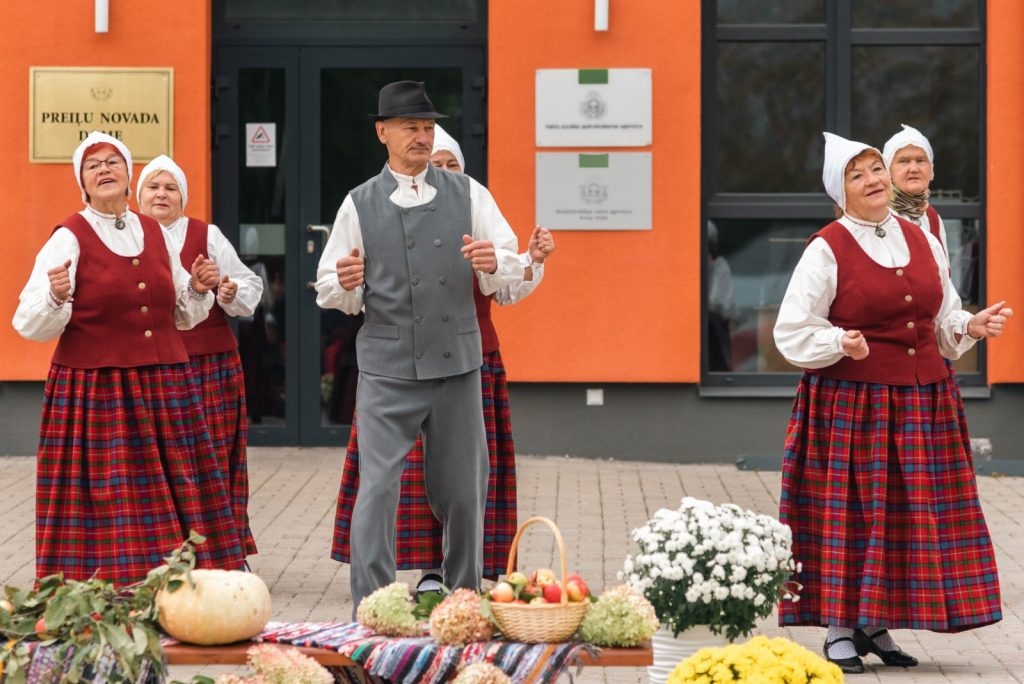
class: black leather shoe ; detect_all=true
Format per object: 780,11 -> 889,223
823,637 -> 865,674
853,628 -> 920,667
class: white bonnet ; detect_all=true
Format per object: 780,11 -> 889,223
72,132 -> 133,203
882,124 -> 934,179
431,124 -> 466,173
822,132 -> 880,210
136,154 -> 189,210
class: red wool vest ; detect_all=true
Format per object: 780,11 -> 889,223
52,212 -> 189,369
812,217 -> 947,387
177,218 -> 238,355
473,286 -> 499,354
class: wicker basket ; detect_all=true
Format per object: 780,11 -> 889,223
489,516 -> 589,643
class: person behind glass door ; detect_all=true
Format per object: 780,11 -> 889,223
330,124 -> 555,593
706,220 -> 735,371
773,132 -> 1010,674
12,132 -> 245,585
314,81 -> 524,611
136,154 -> 264,562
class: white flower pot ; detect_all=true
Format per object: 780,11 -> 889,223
648,624 -> 729,684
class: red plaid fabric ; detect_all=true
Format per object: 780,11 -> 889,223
35,363 -> 245,586
779,372 -> 1001,632
332,351 -> 517,579
188,349 -> 257,556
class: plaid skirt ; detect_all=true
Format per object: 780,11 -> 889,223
189,349 -> 257,556
779,372 -> 1001,632
35,363 -> 245,586
331,350 -> 517,579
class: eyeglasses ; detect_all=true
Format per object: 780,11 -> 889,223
82,156 -> 125,173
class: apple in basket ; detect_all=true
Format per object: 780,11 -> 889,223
506,571 -> 528,588
542,582 -> 564,604
520,581 -> 544,602
564,573 -> 590,602
530,568 -> 558,587
489,581 -> 517,603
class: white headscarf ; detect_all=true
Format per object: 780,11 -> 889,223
882,124 -> 935,180
431,124 -> 465,173
821,132 -> 880,211
72,131 -> 133,203
136,154 -> 189,210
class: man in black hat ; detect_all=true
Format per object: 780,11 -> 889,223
315,81 -> 524,611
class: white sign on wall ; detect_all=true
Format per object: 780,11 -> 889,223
536,68 -> 652,147
536,152 -> 652,230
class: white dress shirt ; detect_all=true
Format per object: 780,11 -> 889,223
13,209 -> 212,342
160,216 -> 264,318
774,213 -> 975,369
315,165 -> 524,315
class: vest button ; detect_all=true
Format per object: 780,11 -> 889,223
444,351 -> 452,358
411,277 -> 420,286
141,306 -> 149,314
896,269 -> 904,276
138,282 -> 146,290
433,239 -> 442,247
907,348 -> 916,356
438,277 -> 446,284
407,241 -> 415,249
414,315 -> 423,324
415,352 -> 424,360
906,321 -> 915,329
144,330 -> 153,338
442,315 -> 449,322
132,258 -> 140,266
904,294 -> 912,302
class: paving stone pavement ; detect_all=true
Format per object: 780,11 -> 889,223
1,447 -> 1022,682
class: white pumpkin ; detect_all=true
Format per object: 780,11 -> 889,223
156,569 -> 272,645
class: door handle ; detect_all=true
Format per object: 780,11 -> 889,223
307,224 -> 332,237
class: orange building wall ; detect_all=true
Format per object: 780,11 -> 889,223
0,0 -> 212,380
985,1 -> 1024,382
487,1 -> 702,382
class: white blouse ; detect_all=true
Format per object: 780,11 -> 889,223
160,216 -> 264,318
12,209 -> 213,342
773,213 -> 975,369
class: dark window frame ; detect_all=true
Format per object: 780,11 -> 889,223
700,0 -> 987,394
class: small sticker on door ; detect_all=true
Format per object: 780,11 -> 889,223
246,123 -> 276,167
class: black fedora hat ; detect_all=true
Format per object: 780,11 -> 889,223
370,81 -> 449,121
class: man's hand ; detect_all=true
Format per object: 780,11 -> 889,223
841,330 -> 869,360
336,248 -> 365,291
461,235 -> 497,274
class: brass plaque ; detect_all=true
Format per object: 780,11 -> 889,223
30,67 -> 173,163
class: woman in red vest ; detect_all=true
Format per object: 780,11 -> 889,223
137,155 -> 264,561
773,132 -> 1011,674
331,125 -> 555,592
12,132 -> 245,585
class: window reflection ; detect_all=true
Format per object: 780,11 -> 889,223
716,0 -> 823,24
852,46 -> 980,200
852,0 -> 979,28
716,42 -> 825,193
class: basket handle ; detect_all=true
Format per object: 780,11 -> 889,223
504,515 -> 570,605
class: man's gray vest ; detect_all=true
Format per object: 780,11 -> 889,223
350,164 -> 481,380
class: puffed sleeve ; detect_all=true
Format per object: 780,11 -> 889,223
12,228 -> 80,342
315,195 -> 366,315
207,223 -> 264,317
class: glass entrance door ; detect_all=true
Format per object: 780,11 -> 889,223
214,46 -> 484,445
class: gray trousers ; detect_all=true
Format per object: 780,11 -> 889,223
349,369 -> 488,610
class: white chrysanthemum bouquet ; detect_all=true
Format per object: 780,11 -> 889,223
621,497 -> 800,641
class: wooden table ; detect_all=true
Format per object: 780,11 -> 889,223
164,639 -> 652,667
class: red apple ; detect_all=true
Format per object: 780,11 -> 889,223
542,582 -> 563,604
489,581 -> 516,603
564,573 -> 590,602
530,568 -> 557,587
520,581 -> 543,601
